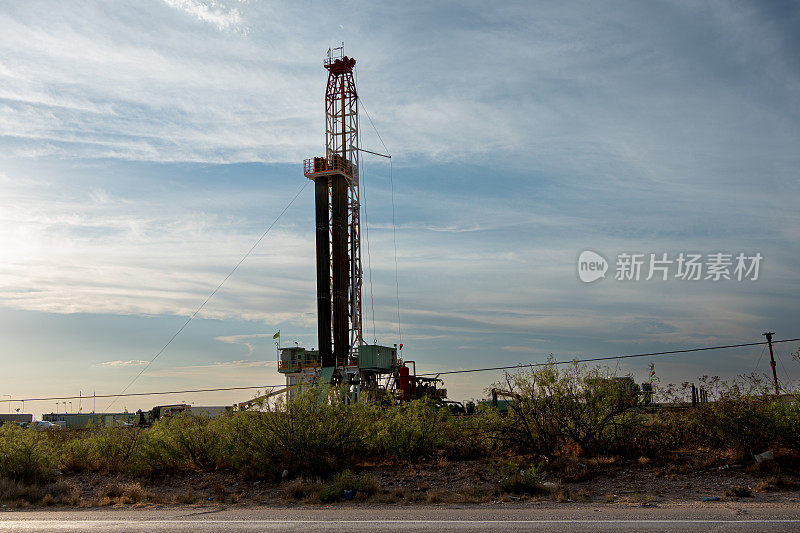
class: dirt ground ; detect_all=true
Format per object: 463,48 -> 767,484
5,454 -> 799,509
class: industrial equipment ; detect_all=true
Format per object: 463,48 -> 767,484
137,403 -> 190,426
277,46 -> 448,405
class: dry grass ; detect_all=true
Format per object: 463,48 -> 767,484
95,481 -> 150,505
756,476 -> 799,492
212,484 -> 226,503
121,483 -> 145,504
374,489 -> 402,504
172,492 -> 198,504
280,478 -> 322,502
0,478 -> 76,507
554,456 -> 618,483
725,486 -> 753,498
102,483 -> 125,499
553,489 -> 571,502
459,485 -> 496,503
426,490 -> 446,503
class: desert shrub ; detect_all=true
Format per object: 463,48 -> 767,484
0,425 -> 58,483
57,434 -> 96,473
488,362 -> 643,458
372,399 -> 452,460
439,409 -> 492,459
643,376 -> 800,457
496,461 -> 548,495
226,386 -> 369,479
317,469 -> 379,502
159,414 -> 225,471
766,396 -> 800,448
92,425 -> 144,473
691,376 -> 778,453
223,411 -> 281,480
126,422 -> 183,476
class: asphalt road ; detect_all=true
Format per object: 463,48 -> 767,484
2,503 -> 800,532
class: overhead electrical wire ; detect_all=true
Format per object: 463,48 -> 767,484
0,385 -> 284,404
776,350 -> 791,390
416,337 -> 800,377
753,344 -> 767,373
10,337 -> 798,403
105,180 -> 310,411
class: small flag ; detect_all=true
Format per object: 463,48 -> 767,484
273,331 -> 280,339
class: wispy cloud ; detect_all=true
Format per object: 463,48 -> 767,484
162,0 -> 246,32
501,346 -> 537,354
143,360 -> 276,379
101,359 -> 149,367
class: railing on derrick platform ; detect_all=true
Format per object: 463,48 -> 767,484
303,155 -> 356,182
277,359 -> 324,372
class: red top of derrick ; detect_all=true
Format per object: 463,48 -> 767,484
325,56 -> 356,75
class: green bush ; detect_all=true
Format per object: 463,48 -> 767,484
640,376 -> 800,457
772,397 -> 800,446
317,469 -> 378,502
226,386 -> 370,479
222,411 -> 281,480
496,461 -> 548,495
92,426 -> 143,473
0,426 -> 58,483
127,421 -> 183,476
489,362 -> 643,457
372,399 -> 449,459
57,434 -> 96,473
161,414 -> 225,471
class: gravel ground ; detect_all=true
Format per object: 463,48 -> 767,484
3,455 -> 798,510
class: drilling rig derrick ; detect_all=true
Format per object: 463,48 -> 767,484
274,47 -> 449,407
303,47 -> 362,370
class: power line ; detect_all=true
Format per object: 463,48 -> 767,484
417,337 -> 800,377
0,385 -> 284,404
753,344 -> 766,374
106,180 -> 309,411
8,338 -> 798,403
776,350 -> 791,390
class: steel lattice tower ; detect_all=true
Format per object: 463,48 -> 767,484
303,46 -> 362,370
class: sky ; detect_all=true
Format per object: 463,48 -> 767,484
1,0 -> 799,417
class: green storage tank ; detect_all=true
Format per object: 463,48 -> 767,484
358,344 -> 396,372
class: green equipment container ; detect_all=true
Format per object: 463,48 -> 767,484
358,344 -> 396,372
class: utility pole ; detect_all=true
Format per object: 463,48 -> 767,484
762,332 -> 779,394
